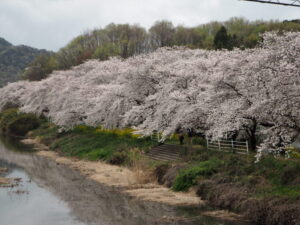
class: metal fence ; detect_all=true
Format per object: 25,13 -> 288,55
206,139 -> 249,154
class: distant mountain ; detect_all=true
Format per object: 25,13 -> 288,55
0,37 -> 12,51
0,38 -> 48,87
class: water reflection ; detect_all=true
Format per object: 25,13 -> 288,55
0,159 -> 85,225
0,137 -> 247,225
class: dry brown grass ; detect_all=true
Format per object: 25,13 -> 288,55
22,139 -> 202,207
131,156 -> 156,184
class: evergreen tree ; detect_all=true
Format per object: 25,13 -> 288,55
214,26 -> 230,50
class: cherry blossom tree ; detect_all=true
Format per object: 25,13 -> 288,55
0,32 -> 298,156
207,32 -> 300,153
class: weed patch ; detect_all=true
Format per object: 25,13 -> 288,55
172,159 -> 222,191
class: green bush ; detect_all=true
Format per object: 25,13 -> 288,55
0,108 -> 19,132
224,155 -> 254,176
255,157 -> 300,186
7,114 -> 40,136
172,158 -> 222,191
0,109 -> 40,136
191,137 -> 207,146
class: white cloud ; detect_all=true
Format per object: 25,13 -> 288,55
0,0 -> 298,51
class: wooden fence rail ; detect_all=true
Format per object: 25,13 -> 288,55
150,132 -> 249,155
206,139 -> 249,154
151,131 -> 163,143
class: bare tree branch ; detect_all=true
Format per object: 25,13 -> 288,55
241,0 -> 300,7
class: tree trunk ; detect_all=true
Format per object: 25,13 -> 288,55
249,120 -> 257,151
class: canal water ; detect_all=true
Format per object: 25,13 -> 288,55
0,137 -> 249,225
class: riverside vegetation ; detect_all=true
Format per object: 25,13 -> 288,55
0,109 -> 299,225
0,28 -> 299,225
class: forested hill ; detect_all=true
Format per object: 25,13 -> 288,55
0,37 -> 12,51
0,37 -> 48,87
23,18 -> 300,82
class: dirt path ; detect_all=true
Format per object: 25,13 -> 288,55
22,138 -> 203,207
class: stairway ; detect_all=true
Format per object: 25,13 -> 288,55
146,144 -> 183,161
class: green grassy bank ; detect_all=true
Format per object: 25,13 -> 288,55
0,109 -> 157,165
1,109 -> 299,225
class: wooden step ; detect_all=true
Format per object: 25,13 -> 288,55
148,148 -> 181,154
147,152 -> 179,160
147,155 -> 171,161
150,145 -> 182,151
148,148 -> 180,154
147,154 -> 179,161
146,144 -> 184,161
153,147 -> 181,152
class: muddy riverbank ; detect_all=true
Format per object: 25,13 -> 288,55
0,137 -> 249,225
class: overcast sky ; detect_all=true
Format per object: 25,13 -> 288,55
0,0 -> 299,51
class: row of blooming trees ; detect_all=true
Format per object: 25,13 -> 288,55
0,32 -> 299,154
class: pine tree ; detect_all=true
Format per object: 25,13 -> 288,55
214,26 -> 230,50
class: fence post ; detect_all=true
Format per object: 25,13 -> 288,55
231,140 -> 234,153
206,138 -> 209,150
218,139 -> 221,151
246,141 -> 249,154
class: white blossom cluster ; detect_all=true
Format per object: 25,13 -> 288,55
0,32 -> 299,154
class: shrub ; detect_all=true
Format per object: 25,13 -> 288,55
7,114 -> 40,136
280,163 -> 300,185
0,109 -> 40,136
0,108 -> 19,132
191,137 -> 207,146
256,157 -> 300,186
245,198 -> 300,225
109,151 -> 128,165
224,155 -> 254,176
154,163 -> 171,184
172,158 -> 222,191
